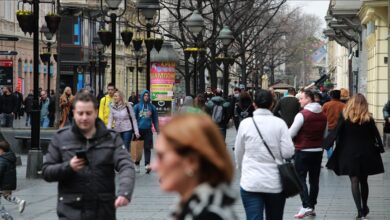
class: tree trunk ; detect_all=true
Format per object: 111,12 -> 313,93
184,54 -> 191,95
240,53 -> 247,88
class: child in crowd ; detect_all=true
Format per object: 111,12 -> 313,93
0,141 -> 26,213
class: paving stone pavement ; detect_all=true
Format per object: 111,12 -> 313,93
1,120 -> 390,220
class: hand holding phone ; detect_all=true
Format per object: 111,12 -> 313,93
75,149 -> 89,165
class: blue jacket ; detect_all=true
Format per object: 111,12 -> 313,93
134,90 -> 159,132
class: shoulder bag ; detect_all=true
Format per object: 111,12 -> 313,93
252,118 -> 302,198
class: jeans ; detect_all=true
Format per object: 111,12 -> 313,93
120,130 -> 133,151
25,112 -> 31,126
139,129 -> 153,166
2,113 -> 14,127
294,150 -> 323,209
326,129 -> 335,159
40,115 -> 50,128
240,188 -> 286,220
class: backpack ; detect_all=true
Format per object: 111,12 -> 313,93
212,104 -> 224,123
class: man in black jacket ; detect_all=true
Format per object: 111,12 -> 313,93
0,87 -> 17,127
383,100 -> 390,148
273,88 -> 300,128
23,91 -> 33,126
42,92 -> 135,220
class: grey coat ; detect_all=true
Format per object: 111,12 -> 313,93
42,119 -> 135,220
107,102 -> 139,135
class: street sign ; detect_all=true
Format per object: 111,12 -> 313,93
0,51 -> 18,56
0,35 -> 19,41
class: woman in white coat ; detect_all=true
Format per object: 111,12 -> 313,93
235,89 -> 295,220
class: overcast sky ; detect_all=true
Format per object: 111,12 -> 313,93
287,0 -> 330,28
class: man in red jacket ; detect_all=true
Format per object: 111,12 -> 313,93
322,90 -> 345,158
289,90 -> 327,219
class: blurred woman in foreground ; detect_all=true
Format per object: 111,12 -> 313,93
151,114 -> 237,220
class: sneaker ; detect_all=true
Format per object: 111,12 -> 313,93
19,200 -> 26,213
294,207 -> 313,219
145,164 -> 152,174
135,165 -> 140,173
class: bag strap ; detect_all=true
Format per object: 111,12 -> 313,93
125,104 -> 134,131
252,117 -> 277,161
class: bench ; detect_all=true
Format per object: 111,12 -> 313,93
14,135 -> 51,155
14,136 -> 52,151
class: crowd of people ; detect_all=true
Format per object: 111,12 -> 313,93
0,87 -> 56,128
0,83 -> 386,220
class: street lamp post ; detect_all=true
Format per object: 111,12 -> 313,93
92,36 -> 105,94
17,0 -> 61,179
134,48 -> 144,94
136,0 -> 161,91
40,24 -> 54,94
186,10 -> 205,95
100,0 -> 127,86
217,25 -> 235,97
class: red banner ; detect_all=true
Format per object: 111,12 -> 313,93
0,59 -> 13,67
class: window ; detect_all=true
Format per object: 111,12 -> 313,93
367,21 -> 375,35
74,17 -> 81,45
18,59 -> 22,77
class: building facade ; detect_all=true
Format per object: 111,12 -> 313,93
0,1 -> 56,96
324,0 -> 390,129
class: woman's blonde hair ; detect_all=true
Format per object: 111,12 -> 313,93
343,93 -> 370,124
62,86 -> 71,96
161,114 -> 233,185
114,90 -> 125,105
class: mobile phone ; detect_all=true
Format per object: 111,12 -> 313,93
75,149 -> 89,165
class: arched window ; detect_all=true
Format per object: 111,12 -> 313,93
24,59 -> 28,73
17,59 -> 22,77
29,60 -> 33,73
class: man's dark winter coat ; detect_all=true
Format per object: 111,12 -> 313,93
273,96 -> 300,127
42,119 -> 135,220
0,151 -> 17,191
24,94 -> 33,113
0,93 -> 17,114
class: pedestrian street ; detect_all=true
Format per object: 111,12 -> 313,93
1,124 -> 389,220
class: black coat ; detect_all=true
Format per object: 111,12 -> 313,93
0,151 -> 17,191
0,93 -> 17,114
24,94 -> 34,113
323,116 -> 385,176
273,96 -> 300,127
42,119 -> 135,220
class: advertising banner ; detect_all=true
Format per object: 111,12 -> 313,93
0,59 -> 13,88
150,62 -> 175,101
150,62 -> 176,116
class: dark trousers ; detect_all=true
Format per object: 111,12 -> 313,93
294,150 -> 323,209
139,129 -> 153,166
219,127 -> 227,141
25,112 -> 31,126
2,113 -> 13,127
240,188 -> 286,220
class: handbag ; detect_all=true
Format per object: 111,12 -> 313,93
130,137 -> 144,162
252,118 -> 302,198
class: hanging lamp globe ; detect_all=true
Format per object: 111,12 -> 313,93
105,0 -> 123,10
136,0 -> 161,20
217,25 -> 234,46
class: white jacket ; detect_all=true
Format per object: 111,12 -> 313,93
234,108 -> 295,193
